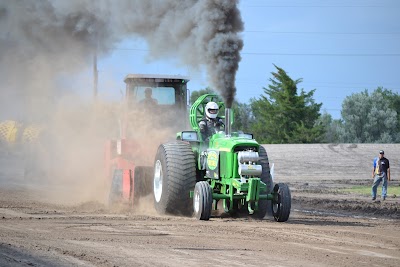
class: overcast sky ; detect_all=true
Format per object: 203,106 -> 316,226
96,0 -> 400,119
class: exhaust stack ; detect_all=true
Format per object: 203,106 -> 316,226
225,108 -> 231,137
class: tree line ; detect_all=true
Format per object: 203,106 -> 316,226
191,65 -> 400,143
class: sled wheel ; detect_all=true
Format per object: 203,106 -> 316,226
132,166 -> 154,207
132,167 -> 144,207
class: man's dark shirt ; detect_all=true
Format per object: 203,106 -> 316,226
374,157 -> 390,175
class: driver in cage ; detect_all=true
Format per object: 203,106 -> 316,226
199,101 -> 225,141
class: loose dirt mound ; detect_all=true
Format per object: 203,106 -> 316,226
293,196 -> 399,219
264,143 -> 400,181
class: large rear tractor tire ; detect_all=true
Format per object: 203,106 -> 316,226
255,145 -> 273,219
193,181 -> 213,220
153,142 -> 196,216
272,183 -> 291,222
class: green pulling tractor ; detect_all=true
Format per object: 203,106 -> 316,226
153,94 -> 291,221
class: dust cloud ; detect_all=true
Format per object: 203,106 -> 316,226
0,0 -> 244,206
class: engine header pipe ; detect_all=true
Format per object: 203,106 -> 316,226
225,108 -> 231,137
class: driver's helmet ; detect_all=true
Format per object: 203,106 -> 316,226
205,102 -> 219,119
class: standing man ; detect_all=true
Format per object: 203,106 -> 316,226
372,150 -> 391,201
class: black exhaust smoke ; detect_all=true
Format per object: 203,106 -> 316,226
0,0 -> 244,115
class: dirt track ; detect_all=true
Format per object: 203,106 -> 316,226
1,144 -> 399,267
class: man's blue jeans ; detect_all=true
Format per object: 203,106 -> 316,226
372,173 -> 388,199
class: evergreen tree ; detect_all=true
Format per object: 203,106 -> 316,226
250,65 -> 323,143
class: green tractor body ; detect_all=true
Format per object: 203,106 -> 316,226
153,94 -> 291,221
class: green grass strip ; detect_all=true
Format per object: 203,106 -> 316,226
342,185 -> 400,197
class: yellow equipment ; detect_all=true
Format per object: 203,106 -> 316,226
0,120 -> 42,145
0,120 -> 20,144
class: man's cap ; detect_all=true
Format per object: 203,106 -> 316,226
379,150 -> 384,154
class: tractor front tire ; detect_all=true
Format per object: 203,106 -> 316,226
153,142 -> 196,216
193,181 -> 213,220
272,183 -> 291,222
